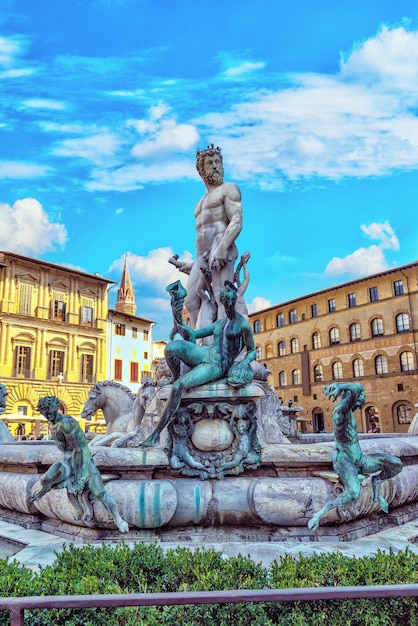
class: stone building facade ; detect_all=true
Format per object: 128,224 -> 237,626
107,256 -> 154,391
249,261 -> 418,434
0,251 -> 113,434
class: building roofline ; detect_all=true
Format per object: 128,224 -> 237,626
0,251 -> 116,284
250,259 -> 418,316
108,308 -> 156,325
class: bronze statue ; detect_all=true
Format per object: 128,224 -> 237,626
219,401 -> 259,476
140,281 -> 256,446
308,382 -> 403,531
168,409 -> 206,473
31,396 -> 129,533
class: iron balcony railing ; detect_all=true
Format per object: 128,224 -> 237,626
3,584 -> 418,626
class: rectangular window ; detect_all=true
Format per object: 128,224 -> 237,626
80,306 -> 93,326
115,323 -> 126,336
289,309 -> 297,324
369,286 -> 379,302
49,350 -> 64,379
394,280 -> 404,296
130,361 -> 139,383
114,359 -> 122,380
16,346 -> 31,377
144,351 -> 148,360
311,304 -> 318,318
277,313 -> 284,327
51,299 -> 66,321
19,283 -> 33,316
81,354 -> 94,383
143,329 -> 149,341
328,299 -> 336,313
132,327 -> 138,338
348,293 -> 356,307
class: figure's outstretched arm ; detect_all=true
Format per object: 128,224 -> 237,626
169,255 -> 193,275
323,382 -> 364,406
194,322 -> 216,340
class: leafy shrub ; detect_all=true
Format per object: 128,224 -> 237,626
1,543 -> 418,625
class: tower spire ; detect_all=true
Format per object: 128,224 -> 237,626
115,255 -> 136,315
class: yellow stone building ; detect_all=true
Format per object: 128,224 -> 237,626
0,251 -> 114,437
249,261 -> 418,435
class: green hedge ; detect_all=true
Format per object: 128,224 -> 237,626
1,543 -> 418,625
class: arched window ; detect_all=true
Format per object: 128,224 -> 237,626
332,361 -> 343,380
396,313 -> 410,333
265,344 -> 273,359
349,323 -> 361,342
396,403 -> 413,425
279,371 -> 287,387
371,318 -> 384,337
255,346 -> 261,360
375,354 -> 388,375
253,320 -> 261,333
353,358 -> 364,378
289,309 -> 297,324
313,364 -> 323,382
292,369 -> 301,384
329,327 -> 340,345
290,337 -> 299,353
277,313 -> 284,327
400,351 -> 414,372
312,332 -> 321,349
278,341 -> 286,356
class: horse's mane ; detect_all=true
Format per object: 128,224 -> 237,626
91,380 -> 135,401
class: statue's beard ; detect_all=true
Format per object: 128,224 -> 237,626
203,165 -> 224,186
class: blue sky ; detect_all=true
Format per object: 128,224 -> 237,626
1,0 -> 418,341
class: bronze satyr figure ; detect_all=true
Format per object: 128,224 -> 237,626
31,396 -> 129,533
140,281 -> 256,447
308,382 -> 402,531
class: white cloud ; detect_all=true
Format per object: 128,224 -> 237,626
325,221 -> 399,276
0,161 -> 52,180
194,26 -> 418,187
0,35 -> 28,67
87,158 -> 196,191
360,221 -> 399,250
340,25 -> 418,90
223,61 -> 266,78
109,248 -> 193,291
38,122 -> 87,133
109,88 -> 145,98
0,198 -> 67,255
53,132 -> 122,164
0,68 -> 34,78
109,248 -> 194,340
21,98 -> 67,111
128,104 -> 199,158
247,296 -> 272,313
325,245 -> 389,276
115,207 -> 124,215
11,25 -> 418,194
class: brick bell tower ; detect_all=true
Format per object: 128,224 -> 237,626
115,255 -> 137,315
